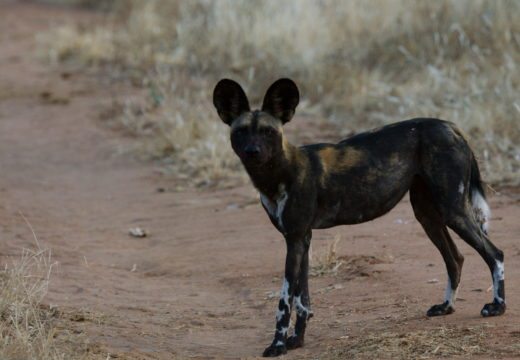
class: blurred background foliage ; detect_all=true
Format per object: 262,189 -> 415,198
40,0 -> 520,186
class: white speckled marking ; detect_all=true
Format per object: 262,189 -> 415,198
275,308 -> 284,322
275,340 -> 284,346
280,278 -> 289,306
493,260 -> 505,303
277,326 -> 289,336
275,278 -> 290,322
260,184 -> 288,231
260,193 -> 275,216
293,295 -> 309,317
458,182 -> 464,195
276,191 -> 288,229
444,277 -> 458,306
471,189 -> 490,233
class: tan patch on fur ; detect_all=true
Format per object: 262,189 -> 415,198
295,150 -> 309,184
389,153 -> 400,165
231,112 -> 283,133
319,147 -> 336,175
282,137 -> 290,157
230,113 -> 253,130
364,168 -> 382,183
450,124 -> 470,143
282,139 -> 308,184
257,113 -> 283,130
319,147 -> 364,185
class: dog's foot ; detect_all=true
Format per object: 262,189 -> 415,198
286,335 -> 304,350
262,343 -> 287,357
481,300 -> 506,317
426,301 -> 454,317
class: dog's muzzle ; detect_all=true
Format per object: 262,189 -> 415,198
244,144 -> 261,157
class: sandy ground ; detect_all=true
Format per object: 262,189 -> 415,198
0,3 -> 519,359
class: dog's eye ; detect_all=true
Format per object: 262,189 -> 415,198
233,127 -> 248,136
260,128 -> 276,136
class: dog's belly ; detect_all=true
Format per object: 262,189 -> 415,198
312,182 -> 410,229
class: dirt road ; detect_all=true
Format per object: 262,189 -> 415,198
0,3 -> 519,359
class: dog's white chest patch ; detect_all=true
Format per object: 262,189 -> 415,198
458,181 -> 464,195
260,184 -> 288,231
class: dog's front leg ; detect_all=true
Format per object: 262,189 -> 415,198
287,231 -> 312,349
262,234 -> 308,357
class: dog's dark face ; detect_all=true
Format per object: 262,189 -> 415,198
229,111 -> 284,166
213,79 -> 299,167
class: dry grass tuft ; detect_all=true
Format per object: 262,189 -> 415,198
108,70 -> 247,188
310,235 -> 343,277
0,214 -> 88,359
310,235 -> 390,278
41,25 -> 116,66
326,325 -> 495,359
0,247 -> 61,359
40,0 -> 520,186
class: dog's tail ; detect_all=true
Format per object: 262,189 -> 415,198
469,154 -> 490,235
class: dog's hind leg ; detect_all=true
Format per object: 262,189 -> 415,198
419,128 -> 504,316
410,176 -> 464,316
445,211 -> 505,316
426,157 -> 505,316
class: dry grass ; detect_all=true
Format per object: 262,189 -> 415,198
0,214 -> 90,359
0,247 -> 62,359
325,325 -> 496,359
111,70 -> 247,187
310,235 -> 343,277
40,0 -> 520,186
310,234 -> 392,278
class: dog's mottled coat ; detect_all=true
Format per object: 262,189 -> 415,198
213,78 -> 506,357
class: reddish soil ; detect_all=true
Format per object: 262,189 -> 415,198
0,3 -> 519,359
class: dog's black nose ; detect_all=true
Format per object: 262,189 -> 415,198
244,144 -> 260,156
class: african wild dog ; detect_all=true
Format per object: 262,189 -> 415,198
213,78 -> 505,357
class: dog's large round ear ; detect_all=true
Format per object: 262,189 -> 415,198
261,78 -> 300,124
213,79 -> 250,126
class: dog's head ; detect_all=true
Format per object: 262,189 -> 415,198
213,78 -> 299,167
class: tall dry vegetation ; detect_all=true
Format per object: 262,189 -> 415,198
42,0 -> 520,186
0,214 -> 86,359
0,247 -> 61,359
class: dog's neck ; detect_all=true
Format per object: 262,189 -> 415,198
243,139 -> 300,199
